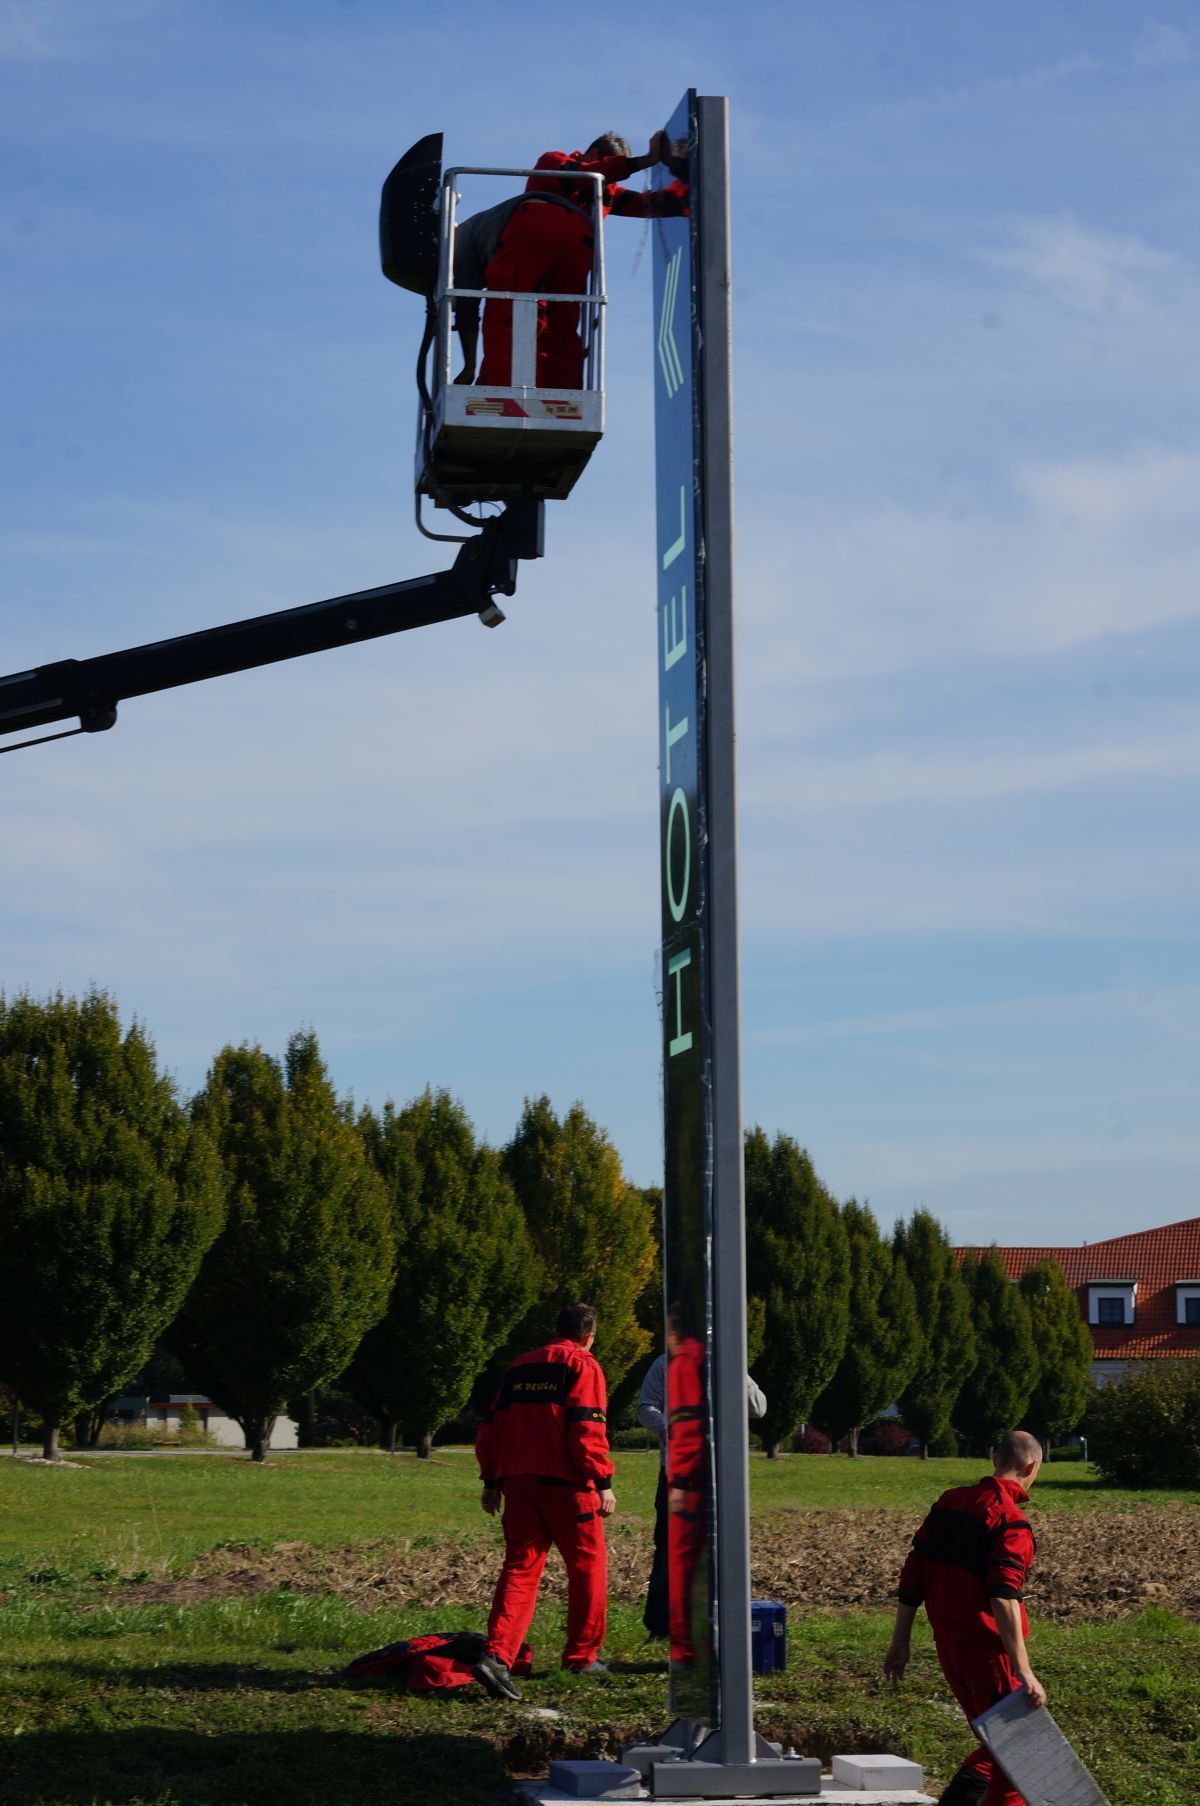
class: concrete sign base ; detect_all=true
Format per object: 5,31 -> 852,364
519,1766 -> 935,1805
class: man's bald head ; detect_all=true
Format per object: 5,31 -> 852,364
992,1429 -> 1043,1482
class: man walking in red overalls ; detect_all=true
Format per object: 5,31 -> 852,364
473,1302 -> 615,1701
884,1430 -> 1044,1806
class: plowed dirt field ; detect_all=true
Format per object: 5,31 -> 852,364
128,1502 -> 1199,1622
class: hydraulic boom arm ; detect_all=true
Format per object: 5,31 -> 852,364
0,501 -> 543,753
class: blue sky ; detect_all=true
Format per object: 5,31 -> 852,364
4,0 -> 1200,1245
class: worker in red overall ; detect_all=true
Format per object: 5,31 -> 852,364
473,1301 -> 615,1701
884,1430 -> 1044,1806
472,129 -> 689,389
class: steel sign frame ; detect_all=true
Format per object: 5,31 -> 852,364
652,91 -> 755,1764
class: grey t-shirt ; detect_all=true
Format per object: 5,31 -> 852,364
637,1352 -> 767,1468
452,197 -> 523,330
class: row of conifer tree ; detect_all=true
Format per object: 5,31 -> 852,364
0,990 -> 1093,1462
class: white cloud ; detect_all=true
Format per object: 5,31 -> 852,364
0,0 -> 169,61
736,440 -> 1200,697
14,427 -> 1200,989
984,216 -> 1182,317
0,484 -> 666,1036
0,0 -> 73,59
744,721 -> 1200,814
822,1142 -> 1200,1247
831,1131 -> 1200,1197
1134,20 -> 1194,70
746,983 -> 1200,1054
870,54 -> 1105,128
741,832 -> 1200,942
1014,446 -> 1200,529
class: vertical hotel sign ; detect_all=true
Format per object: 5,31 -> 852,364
652,88 -> 716,1722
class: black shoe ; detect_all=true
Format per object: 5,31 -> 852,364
472,1652 -> 523,1702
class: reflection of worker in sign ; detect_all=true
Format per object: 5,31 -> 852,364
638,1338 -> 765,1641
473,1302 -> 615,1703
660,1302 -> 710,1669
884,1430 -> 1044,1806
454,131 -> 689,390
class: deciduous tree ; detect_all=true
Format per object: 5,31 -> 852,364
346,1088 -> 537,1456
1086,1360 -> 1200,1488
173,1032 -> 394,1461
953,1247 -> 1038,1450
608,1184 -> 665,1430
744,1129 -> 850,1457
813,1199 -> 920,1454
496,1097 -> 656,1395
0,990 -> 223,1460
1018,1258 -> 1092,1457
893,1209 -> 977,1457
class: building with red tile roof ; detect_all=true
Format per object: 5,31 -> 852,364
958,1216 -> 1200,1382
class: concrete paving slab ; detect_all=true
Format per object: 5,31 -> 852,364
519,1777 -> 935,1804
831,1753 -> 924,1790
816,1789 -> 934,1803
547,1761 -> 642,1799
972,1689 -> 1109,1805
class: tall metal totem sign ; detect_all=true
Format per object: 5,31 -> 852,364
652,91 -> 758,1764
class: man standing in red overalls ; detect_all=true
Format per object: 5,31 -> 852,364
884,1430 -> 1044,1806
466,130 -> 689,390
473,1301 -> 615,1701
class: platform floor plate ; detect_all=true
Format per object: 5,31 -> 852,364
420,382 -> 604,503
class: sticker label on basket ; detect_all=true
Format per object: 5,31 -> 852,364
461,393 -> 584,421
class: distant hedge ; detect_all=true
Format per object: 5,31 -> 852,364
611,1426 -> 660,1452
1085,1362 -> 1200,1488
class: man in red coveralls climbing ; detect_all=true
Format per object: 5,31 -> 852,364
456,130 -> 689,389
883,1430 -> 1044,1806
473,1301 -> 615,1702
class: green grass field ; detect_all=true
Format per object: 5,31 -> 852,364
1,1450 -> 1196,1805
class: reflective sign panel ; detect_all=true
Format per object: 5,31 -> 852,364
651,88 -> 714,1726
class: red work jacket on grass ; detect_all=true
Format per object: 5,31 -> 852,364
345,1631 -> 533,1693
898,1474 -> 1036,1641
525,149 -> 689,220
476,1336 -> 613,1492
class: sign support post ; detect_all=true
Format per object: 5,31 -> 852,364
691,90 -> 753,1773
643,92 -> 821,1799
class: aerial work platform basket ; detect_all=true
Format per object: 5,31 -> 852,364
380,136 -> 606,535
